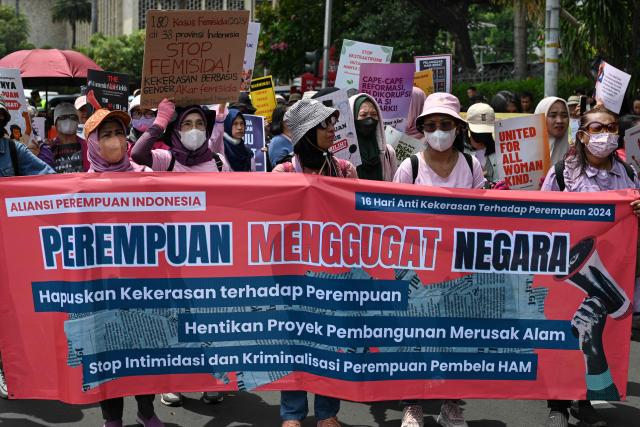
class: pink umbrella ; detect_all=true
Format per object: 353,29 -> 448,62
0,49 -> 102,86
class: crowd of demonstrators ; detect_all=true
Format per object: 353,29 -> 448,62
2,78 -> 640,427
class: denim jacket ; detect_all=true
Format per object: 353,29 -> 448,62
0,137 -> 55,177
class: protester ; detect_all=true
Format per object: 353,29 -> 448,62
288,93 -> 302,107
632,95 -> 640,116
81,108 -> 161,426
29,90 -> 43,110
74,95 -> 89,138
131,99 -> 230,174
272,98 -> 355,427
405,87 -> 427,141
466,103 -> 498,182
0,100 -> 54,397
466,86 -> 478,104
535,97 -> 570,165
567,95 -> 581,144
229,92 -> 257,115
49,103 -> 89,173
267,105 -> 293,168
276,94 -> 287,106
491,90 -> 518,113
520,91 -> 535,113
394,93 -> 485,427
128,95 -> 169,151
541,105 -> 640,427
23,105 -> 54,164
223,108 -> 255,171
348,93 -> 397,181
618,114 -> 640,161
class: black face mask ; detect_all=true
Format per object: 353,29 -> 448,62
355,118 -> 378,137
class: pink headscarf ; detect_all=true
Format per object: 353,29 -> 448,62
405,87 -> 427,139
87,118 -> 147,172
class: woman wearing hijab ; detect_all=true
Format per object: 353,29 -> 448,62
84,109 -> 163,427
223,108 -> 255,171
127,95 -> 169,151
348,93 -> 397,181
273,98 -> 357,427
535,97 -> 570,166
406,87 -> 427,141
131,99 -> 230,173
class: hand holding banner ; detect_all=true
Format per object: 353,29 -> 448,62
594,61 -> 631,114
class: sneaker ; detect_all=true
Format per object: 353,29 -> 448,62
160,392 -> 183,406
135,413 -> 164,427
282,421 -> 302,427
317,417 -> 341,427
570,401 -> 607,427
545,409 -> 569,427
401,404 -> 424,427
0,366 -> 7,399
437,401 -> 468,427
201,391 -> 224,404
103,421 -> 123,427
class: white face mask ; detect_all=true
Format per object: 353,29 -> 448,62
424,129 -> 456,152
584,132 -> 618,158
57,119 -> 78,135
179,129 -> 206,151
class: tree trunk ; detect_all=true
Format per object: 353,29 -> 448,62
91,0 -> 98,34
71,21 -> 76,49
408,0 -> 479,71
513,0 -> 527,79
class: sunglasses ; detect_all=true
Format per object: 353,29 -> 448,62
418,119 -> 456,133
580,122 -> 619,134
319,115 -> 338,129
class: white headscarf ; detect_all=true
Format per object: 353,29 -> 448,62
535,97 -> 570,165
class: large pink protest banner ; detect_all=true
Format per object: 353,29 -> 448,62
0,173 -> 635,403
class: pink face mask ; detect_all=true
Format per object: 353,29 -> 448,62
132,117 -> 155,132
584,133 -> 618,158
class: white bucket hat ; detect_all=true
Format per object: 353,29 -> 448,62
284,98 -> 339,145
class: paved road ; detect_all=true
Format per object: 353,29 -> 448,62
1,341 -> 638,426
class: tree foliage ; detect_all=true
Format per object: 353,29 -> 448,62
51,0 -> 92,48
0,6 -> 34,58
256,0 -> 440,81
77,31 -> 146,84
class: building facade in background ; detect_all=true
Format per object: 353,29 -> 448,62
3,0 -> 273,50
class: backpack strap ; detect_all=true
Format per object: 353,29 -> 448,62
462,152 -> 474,173
554,160 -> 566,191
621,161 -> 636,182
410,154 -> 419,184
8,139 -> 20,176
212,152 -> 223,172
168,153 -> 176,171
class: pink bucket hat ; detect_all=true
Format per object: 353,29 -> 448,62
416,92 -> 465,126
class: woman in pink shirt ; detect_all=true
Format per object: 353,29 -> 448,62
83,108 -> 163,427
131,99 -> 229,172
394,92 -> 486,189
394,93 -> 484,427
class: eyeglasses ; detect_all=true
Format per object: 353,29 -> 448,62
131,110 -> 156,119
419,119 -> 456,133
180,119 -> 205,131
581,122 -> 619,134
319,115 -> 338,129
